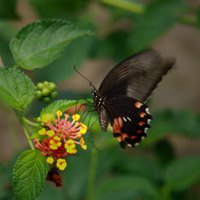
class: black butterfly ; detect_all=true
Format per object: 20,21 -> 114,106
75,50 -> 175,148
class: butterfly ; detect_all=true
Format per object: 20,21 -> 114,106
75,50 -> 175,148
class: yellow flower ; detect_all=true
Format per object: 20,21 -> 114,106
72,114 -> 80,121
56,110 -> 62,118
50,136 -> 62,150
80,138 -> 87,150
56,158 -> 67,170
65,139 -> 75,148
46,130 -> 55,137
41,113 -> 54,123
80,123 -> 87,135
46,156 -> 54,164
67,146 -> 77,154
38,128 -> 46,135
65,139 -> 77,154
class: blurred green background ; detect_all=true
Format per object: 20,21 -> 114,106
0,0 -> 200,199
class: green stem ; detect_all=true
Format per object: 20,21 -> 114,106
22,117 -> 40,127
100,0 -> 145,14
87,149 -> 98,200
160,185 -> 172,200
15,111 -> 35,150
179,14 -> 198,26
23,127 -> 35,150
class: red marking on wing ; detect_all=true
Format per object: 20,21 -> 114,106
113,117 -> 123,133
138,121 -> 145,126
137,130 -> 143,134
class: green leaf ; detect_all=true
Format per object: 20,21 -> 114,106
96,176 -> 158,200
143,109 -> 200,145
35,36 -> 93,82
40,99 -> 92,117
0,31 -> 15,66
128,0 -> 186,53
31,0 -> 91,18
13,149 -> 49,200
196,8 -> 200,28
164,156 -> 200,191
10,19 -> 92,70
0,68 -> 35,110
0,0 -> 18,19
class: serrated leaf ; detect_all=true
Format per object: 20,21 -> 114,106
40,99 -> 92,117
13,149 -> 49,200
0,68 -> 35,110
96,176 -> 158,200
164,156 -> 200,191
10,19 -> 92,70
35,36 -> 93,82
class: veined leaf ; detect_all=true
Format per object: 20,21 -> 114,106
10,19 -> 92,70
40,99 -> 92,117
13,150 -> 49,200
0,67 -> 35,110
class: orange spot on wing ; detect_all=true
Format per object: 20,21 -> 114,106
135,102 -> 143,109
139,112 -> 147,118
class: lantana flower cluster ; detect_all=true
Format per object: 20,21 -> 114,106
34,110 -> 88,171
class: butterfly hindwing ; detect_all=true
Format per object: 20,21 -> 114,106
104,96 -> 152,148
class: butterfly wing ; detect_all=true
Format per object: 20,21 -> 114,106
103,96 -> 151,148
96,50 -> 175,148
99,50 -> 175,102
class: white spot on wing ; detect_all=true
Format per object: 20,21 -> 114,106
123,117 -> 127,122
127,117 -> 132,121
134,143 -> 139,147
145,108 -> 150,114
144,128 -> 148,133
147,119 -> 151,124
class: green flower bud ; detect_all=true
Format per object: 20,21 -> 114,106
35,90 -> 42,99
43,97 -> 51,103
42,88 -> 50,96
37,82 -> 44,89
49,82 -> 56,91
51,91 -> 58,99
43,81 -> 49,86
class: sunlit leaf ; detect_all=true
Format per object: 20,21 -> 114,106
13,150 -> 49,200
0,68 -> 35,110
10,19 -> 92,69
40,99 -> 92,117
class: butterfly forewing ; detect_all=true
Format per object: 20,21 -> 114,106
99,50 -> 175,102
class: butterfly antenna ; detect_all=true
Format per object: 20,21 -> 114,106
73,65 -> 96,89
